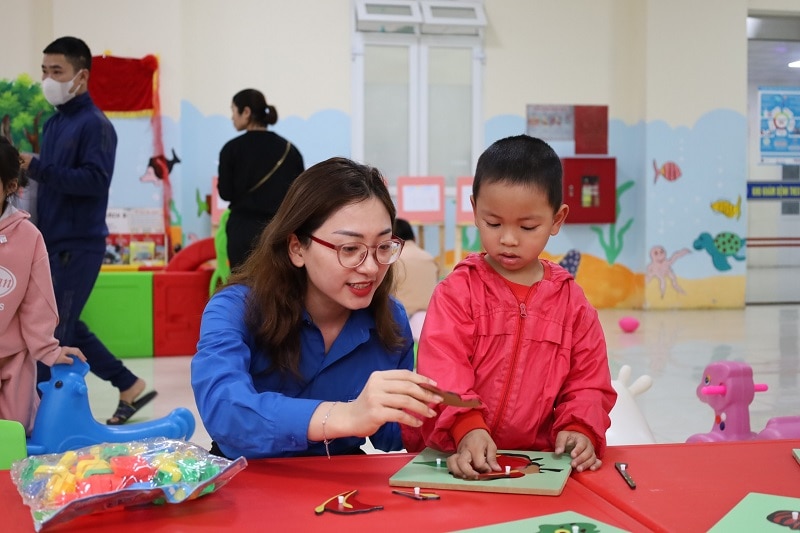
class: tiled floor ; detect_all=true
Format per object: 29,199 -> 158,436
83,304 -> 800,452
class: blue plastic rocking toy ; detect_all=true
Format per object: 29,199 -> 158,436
27,356 -> 196,455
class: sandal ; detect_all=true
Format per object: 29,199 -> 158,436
106,390 -> 158,425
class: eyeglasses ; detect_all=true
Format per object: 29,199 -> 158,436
309,234 -> 405,269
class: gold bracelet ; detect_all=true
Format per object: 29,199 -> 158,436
322,401 -> 338,459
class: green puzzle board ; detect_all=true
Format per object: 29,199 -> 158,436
708,492 -> 800,531
452,511 -> 630,532
388,447 -> 572,496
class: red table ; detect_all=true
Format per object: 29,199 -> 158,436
2,453 -> 646,532
576,439 -> 800,533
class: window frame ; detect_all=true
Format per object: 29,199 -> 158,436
351,16 -> 484,184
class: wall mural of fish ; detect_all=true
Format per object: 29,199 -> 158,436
710,195 -> 742,220
653,160 -> 682,183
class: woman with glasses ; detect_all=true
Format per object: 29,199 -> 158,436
192,157 -> 443,459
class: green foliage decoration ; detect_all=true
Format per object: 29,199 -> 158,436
589,180 -> 635,265
0,74 -> 54,152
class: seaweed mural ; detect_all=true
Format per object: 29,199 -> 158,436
589,180 -> 634,264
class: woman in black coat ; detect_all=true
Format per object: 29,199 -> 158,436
218,89 -> 304,269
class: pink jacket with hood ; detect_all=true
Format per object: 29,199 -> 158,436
0,206 -> 61,368
407,253 -> 616,457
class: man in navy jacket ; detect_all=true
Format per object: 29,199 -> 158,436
21,36 -> 155,425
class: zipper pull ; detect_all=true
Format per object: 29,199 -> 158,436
519,303 -> 527,318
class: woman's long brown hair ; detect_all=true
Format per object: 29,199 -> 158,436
225,157 -> 403,377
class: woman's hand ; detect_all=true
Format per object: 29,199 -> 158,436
311,370 -> 443,441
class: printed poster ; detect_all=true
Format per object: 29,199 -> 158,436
526,105 -> 574,141
526,105 -> 608,154
759,86 -> 800,164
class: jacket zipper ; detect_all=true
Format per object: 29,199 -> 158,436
490,287 -> 533,435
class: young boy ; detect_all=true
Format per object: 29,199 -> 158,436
407,135 -> 617,478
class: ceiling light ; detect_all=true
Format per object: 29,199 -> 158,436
789,60 -> 800,68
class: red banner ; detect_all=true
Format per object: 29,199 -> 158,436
89,55 -> 159,115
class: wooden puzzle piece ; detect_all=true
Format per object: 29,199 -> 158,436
472,470 -> 525,481
391,448 -> 572,496
392,488 -> 440,500
419,383 -> 482,408
766,510 -> 800,529
415,452 -> 564,482
314,489 -> 383,515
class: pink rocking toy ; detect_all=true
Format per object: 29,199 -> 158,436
686,361 -> 800,443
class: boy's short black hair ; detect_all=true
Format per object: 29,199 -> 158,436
43,36 -> 92,71
393,218 -> 415,242
473,134 -> 563,212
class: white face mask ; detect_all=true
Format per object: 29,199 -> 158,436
42,71 -> 83,107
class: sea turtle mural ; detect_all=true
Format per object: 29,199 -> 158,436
693,231 -> 746,271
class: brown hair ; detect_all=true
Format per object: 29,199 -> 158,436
228,157 -> 403,376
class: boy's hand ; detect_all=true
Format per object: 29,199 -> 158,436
554,430 -> 601,472
54,346 -> 87,365
447,429 -> 502,479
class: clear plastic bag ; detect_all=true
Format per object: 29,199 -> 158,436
10,437 -> 247,531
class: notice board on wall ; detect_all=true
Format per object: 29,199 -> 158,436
526,104 -> 608,155
396,176 -> 445,224
455,176 -> 474,225
759,86 -> 800,164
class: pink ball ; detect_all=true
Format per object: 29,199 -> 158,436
619,316 -> 640,333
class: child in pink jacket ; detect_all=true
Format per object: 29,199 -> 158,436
0,136 -> 85,435
406,135 -> 616,478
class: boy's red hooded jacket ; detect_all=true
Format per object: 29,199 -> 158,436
407,253 -> 616,457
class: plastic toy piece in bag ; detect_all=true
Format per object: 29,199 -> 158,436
10,437 -> 247,531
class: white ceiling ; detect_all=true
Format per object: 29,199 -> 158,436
749,40 -> 800,86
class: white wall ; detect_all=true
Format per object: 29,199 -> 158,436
645,0 -> 748,127
483,1 -> 619,118
0,0 -> 353,120
1,1 -> 758,140
2,0 -> 53,79
180,0 -> 352,119
46,0 -> 183,117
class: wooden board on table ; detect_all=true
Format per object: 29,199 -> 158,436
388,447 -> 572,496
451,510 -> 630,532
708,492 -> 800,532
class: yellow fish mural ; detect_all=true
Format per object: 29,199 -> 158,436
710,195 -> 741,220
